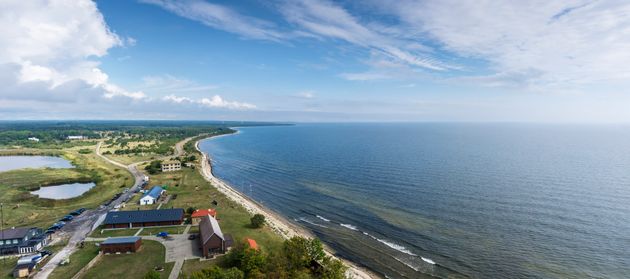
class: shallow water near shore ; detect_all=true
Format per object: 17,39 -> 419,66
0,155 -> 74,172
199,123 -> 630,279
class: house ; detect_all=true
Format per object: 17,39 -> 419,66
0,227 -> 48,255
100,237 -> 142,254
66,135 -> 86,140
103,208 -> 185,228
139,186 -> 164,205
12,263 -> 35,278
246,238 -> 259,250
191,209 -> 217,225
161,160 -> 181,172
199,215 -> 226,257
27,137 -> 39,142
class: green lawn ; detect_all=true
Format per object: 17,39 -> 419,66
0,257 -> 18,279
48,242 -> 100,279
89,227 -> 139,238
81,240 -> 174,279
180,258 -> 221,279
139,226 -> 188,236
0,146 -> 134,229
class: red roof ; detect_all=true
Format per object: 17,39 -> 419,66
191,209 -> 217,218
246,238 -> 258,250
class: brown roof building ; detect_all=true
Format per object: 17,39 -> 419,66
199,215 -> 225,257
100,237 -> 142,254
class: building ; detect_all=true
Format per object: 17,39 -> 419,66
199,215 -> 226,257
0,227 -> 48,255
103,208 -> 185,228
191,209 -> 217,225
246,238 -> 259,250
66,135 -> 86,140
27,137 -> 39,142
139,186 -> 164,205
13,263 -> 35,278
100,237 -> 142,254
161,160 -> 181,172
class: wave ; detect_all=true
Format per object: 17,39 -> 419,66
316,215 -> 331,222
361,231 -> 417,256
340,223 -> 358,231
393,257 -> 419,272
421,257 -> 436,265
298,217 -> 328,228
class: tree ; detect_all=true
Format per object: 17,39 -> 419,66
144,160 -> 162,174
319,256 -> 347,279
250,214 -> 265,228
189,266 -> 244,279
240,247 -> 266,275
143,270 -> 160,279
187,207 -> 197,215
284,237 -> 325,270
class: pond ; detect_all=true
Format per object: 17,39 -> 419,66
30,182 -> 96,199
0,156 -> 74,172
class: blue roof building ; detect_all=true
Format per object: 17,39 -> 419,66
140,186 -> 164,205
103,208 -> 184,228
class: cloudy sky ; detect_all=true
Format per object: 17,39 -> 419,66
1,0 -> 630,122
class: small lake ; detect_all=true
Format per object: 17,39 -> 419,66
0,156 -> 74,172
30,182 -> 95,199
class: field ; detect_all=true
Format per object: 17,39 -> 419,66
80,240 -> 174,279
0,145 -> 133,229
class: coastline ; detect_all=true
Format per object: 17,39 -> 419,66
195,134 -> 378,279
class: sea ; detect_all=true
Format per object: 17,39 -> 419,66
198,123 -> 630,279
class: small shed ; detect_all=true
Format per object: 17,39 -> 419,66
100,237 -> 142,254
140,186 -> 164,205
13,263 -> 35,278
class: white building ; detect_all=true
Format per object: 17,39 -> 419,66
67,136 -> 86,140
27,137 -> 39,142
139,186 -> 164,205
161,161 -> 181,172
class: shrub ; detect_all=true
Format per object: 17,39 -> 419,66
250,214 -> 265,228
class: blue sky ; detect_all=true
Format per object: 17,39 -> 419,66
2,0 -> 630,122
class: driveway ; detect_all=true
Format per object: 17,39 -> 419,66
143,234 -> 202,262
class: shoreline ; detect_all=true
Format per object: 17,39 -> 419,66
195,134 -> 378,279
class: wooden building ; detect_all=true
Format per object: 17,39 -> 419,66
199,215 -> 225,257
100,237 -> 142,254
103,208 -> 184,229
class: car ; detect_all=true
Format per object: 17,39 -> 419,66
156,232 -> 168,238
188,234 -> 196,240
69,208 -> 86,216
45,229 -> 56,234
40,250 -> 53,256
60,215 -> 73,222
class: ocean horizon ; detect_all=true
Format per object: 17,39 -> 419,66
199,123 -> 630,278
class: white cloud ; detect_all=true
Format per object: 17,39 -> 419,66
296,91 -> 315,99
382,0 -> 630,85
163,94 -> 256,110
0,0 -> 145,101
140,0 -> 287,42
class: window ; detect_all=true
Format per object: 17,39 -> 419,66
12,239 -> 18,244
0,240 -> 4,245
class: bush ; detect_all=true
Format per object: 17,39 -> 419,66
250,214 -> 265,228
143,270 -> 160,279
78,148 -> 92,154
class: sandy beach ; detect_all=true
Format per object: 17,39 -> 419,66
195,137 -> 377,279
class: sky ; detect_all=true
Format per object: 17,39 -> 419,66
1,0 -> 630,122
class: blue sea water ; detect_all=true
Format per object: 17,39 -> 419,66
199,123 -> 630,279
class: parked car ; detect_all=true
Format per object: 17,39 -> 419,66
41,250 -> 53,256
156,232 -> 169,238
187,234 -> 196,240
60,215 -> 74,222
69,208 -> 86,216
45,229 -> 56,234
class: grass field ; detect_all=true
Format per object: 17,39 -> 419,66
139,226 -> 188,236
80,240 -> 174,279
0,146 -> 134,229
89,228 -> 140,238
